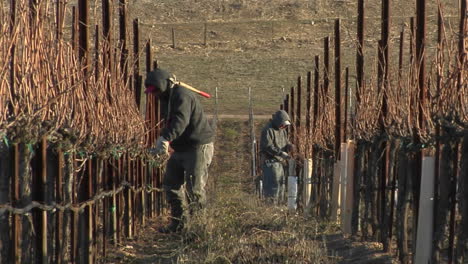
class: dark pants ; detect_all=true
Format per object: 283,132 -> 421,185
163,143 -> 214,222
262,160 -> 285,202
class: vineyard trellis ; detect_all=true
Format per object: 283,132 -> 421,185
251,0 -> 467,263
0,0 -> 166,263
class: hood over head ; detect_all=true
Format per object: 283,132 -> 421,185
271,110 -> 291,129
144,68 -> 174,98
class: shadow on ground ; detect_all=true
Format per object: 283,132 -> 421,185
321,233 -> 395,264
101,218 -> 180,264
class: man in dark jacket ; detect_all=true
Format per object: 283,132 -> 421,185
260,110 -> 292,203
145,68 -> 214,233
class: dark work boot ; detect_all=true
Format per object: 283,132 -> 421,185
161,191 -> 184,233
159,204 -> 184,233
158,219 -> 183,233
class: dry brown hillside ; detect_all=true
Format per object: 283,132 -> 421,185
125,0 -> 460,115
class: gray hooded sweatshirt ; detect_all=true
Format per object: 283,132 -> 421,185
260,110 -> 291,161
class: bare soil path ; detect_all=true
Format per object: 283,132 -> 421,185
101,218 -> 180,263
322,233 -> 395,264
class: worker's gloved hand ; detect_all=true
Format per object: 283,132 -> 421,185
149,137 -> 170,156
285,143 -> 295,153
279,151 -> 291,160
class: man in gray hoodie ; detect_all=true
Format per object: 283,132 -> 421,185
145,68 -> 214,233
260,110 -> 292,203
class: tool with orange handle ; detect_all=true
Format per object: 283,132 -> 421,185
169,78 -> 211,98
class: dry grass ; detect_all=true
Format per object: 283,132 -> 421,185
180,192 -> 332,264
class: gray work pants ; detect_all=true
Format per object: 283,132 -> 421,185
262,160 -> 285,202
163,142 -> 214,221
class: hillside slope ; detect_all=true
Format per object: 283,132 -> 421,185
128,0 -> 459,115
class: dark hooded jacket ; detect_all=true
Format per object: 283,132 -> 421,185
145,69 -> 214,151
260,110 -> 291,161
